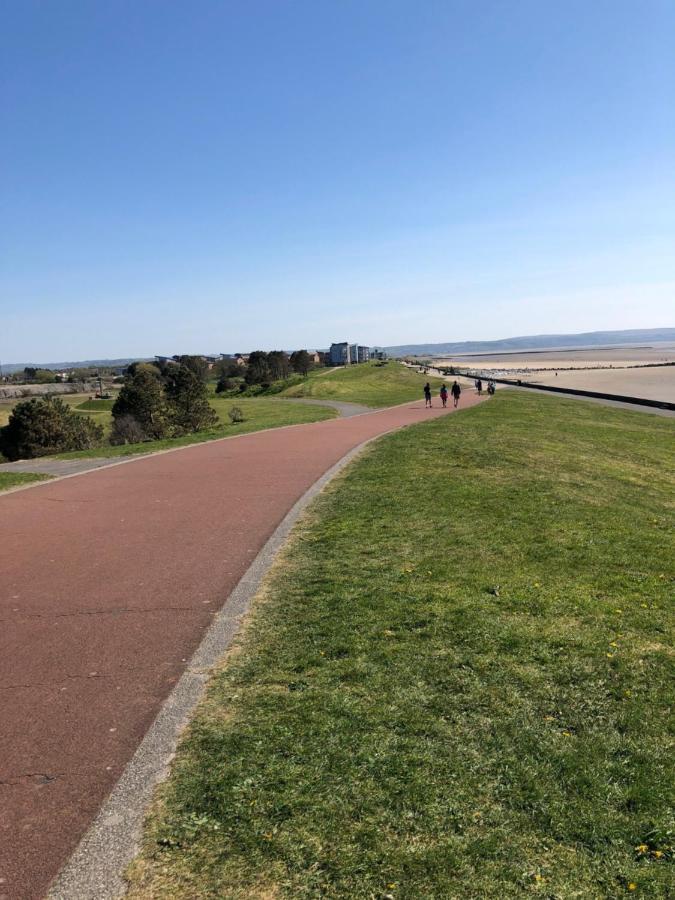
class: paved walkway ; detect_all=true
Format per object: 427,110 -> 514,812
0,396 -> 482,900
0,401 -> 372,481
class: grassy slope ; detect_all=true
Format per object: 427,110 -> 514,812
278,360 -> 444,407
56,397 -> 337,459
0,471 -> 51,492
127,393 -> 674,899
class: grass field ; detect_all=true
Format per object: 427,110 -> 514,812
0,471 -> 51,492
55,397 -> 337,459
127,392 -> 673,899
278,360 -> 444,407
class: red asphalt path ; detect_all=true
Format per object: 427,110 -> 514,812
0,397 -> 481,899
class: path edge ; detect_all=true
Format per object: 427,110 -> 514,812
46,431 -> 386,900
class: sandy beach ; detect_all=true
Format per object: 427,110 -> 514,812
431,343 -> 675,402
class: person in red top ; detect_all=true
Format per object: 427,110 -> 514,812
440,384 -> 448,407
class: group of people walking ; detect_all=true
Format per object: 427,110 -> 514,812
424,380 -> 461,408
474,378 -> 496,396
424,376 -> 495,408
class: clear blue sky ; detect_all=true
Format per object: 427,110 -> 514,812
2,0 -> 674,361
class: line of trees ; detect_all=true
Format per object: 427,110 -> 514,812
215,349 -> 315,393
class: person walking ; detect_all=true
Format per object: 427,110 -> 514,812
424,382 -> 432,408
440,384 -> 448,407
476,378 -> 483,395
451,380 -> 461,407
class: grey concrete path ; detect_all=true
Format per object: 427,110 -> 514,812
0,456 -> 136,477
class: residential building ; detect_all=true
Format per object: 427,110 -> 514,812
329,342 -> 351,365
329,342 -> 371,365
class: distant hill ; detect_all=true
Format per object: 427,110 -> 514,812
385,328 -> 675,357
0,357 -> 149,375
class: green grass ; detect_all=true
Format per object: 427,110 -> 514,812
126,393 -> 674,899
0,471 -> 51,492
277,360 -> 444,407
55,398 -> 337,459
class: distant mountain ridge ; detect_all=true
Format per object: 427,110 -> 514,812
385,328 -> 675,357
0,357 -> 149,375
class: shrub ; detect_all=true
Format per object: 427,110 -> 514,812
228,406 -> 244,424
215,376 -> 235,394
110,415 -> 147,445
0,396 -> 104,460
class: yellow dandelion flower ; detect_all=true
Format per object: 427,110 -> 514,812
635,844 -> 648,854
628,883 -> 637,891
610,641 -> 618,647
653,850 -> 663,859
624,690 -> 632,697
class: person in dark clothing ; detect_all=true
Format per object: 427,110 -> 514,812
476,378 -> 483,395
424,382 -> 432,408
440,384 -> 448,407
451,380 -> 461,407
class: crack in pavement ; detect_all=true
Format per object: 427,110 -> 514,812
0,604 -> 208,623
0,770 -> 105,787
0,666 -> 157,691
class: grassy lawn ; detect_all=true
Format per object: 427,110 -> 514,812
278,360 -> 444,407
0,471 -> 51,492
127,393 -> 673,899
56,398 -> 337,459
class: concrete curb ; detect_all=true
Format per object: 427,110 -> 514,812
46,434 -> 382,899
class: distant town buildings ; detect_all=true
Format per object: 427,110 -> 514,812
153,345 -> 384,371
328,343 -> 373,365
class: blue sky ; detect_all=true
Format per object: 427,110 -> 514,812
2,0 -> 674,361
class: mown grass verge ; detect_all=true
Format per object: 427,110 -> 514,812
277,360 -> 444,407
0,471 -> 52,492
54,398 -> 337,460
130,392 -> 673,898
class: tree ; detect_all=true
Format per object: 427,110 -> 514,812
22,367 -> 57,384
267,350 -> 291,381
215,358 -> 242,379
245,351 -> 270,385
112,368 -> 172,440
165,365 -> 218,433
0,396 -> 103,460
125,361 -> 162,378
290,350 -> 313,376
176,355 -> 209,382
